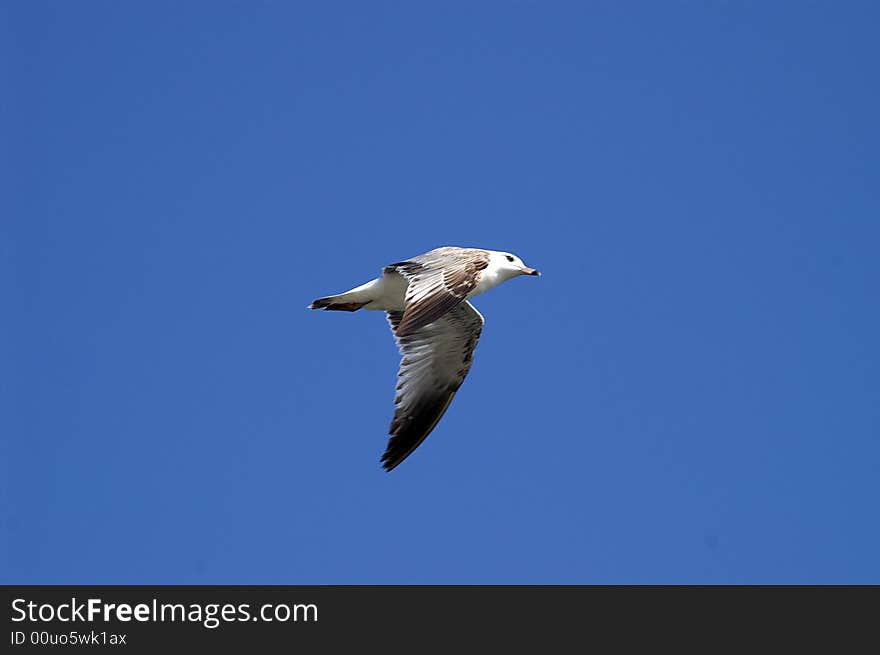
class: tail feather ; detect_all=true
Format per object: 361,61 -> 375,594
308,278 -> 381,312
308,296 -> 368,312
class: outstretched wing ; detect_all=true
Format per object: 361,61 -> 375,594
381,301 -> 485,471
384,247 -> 489,337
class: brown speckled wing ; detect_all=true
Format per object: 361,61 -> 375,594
385,248 -> 489,337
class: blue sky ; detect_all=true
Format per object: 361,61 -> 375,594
3,2 -> 879,583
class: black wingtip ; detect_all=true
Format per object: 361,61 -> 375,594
380,441 -> 408,472
380,439 -> 408,471
379,391 -> 457,473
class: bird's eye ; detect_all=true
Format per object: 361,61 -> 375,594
505,255 -> 514,262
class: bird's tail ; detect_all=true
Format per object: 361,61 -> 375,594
308,278 -> 379,312
308,295 -> 368,312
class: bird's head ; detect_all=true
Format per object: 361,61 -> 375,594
490,250 -> 541,280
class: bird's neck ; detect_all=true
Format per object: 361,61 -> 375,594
471,266 -> 512,298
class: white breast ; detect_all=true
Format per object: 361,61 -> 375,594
469,267 -> 503,298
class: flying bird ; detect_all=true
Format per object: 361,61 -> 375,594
309,246 -> 540,471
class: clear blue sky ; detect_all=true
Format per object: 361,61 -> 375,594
3,2 -> 879,584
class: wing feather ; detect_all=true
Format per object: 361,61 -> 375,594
385,248 -> 489,337
381,302 -> 484,471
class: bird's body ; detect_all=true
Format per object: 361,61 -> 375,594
309,246 -> 540,471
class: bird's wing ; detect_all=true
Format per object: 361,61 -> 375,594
384,247 -> 489,337
381,301 -> 485,471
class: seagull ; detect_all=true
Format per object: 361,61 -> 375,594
309,246 -> 540,471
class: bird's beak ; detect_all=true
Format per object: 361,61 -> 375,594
521,267 -> 541,276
